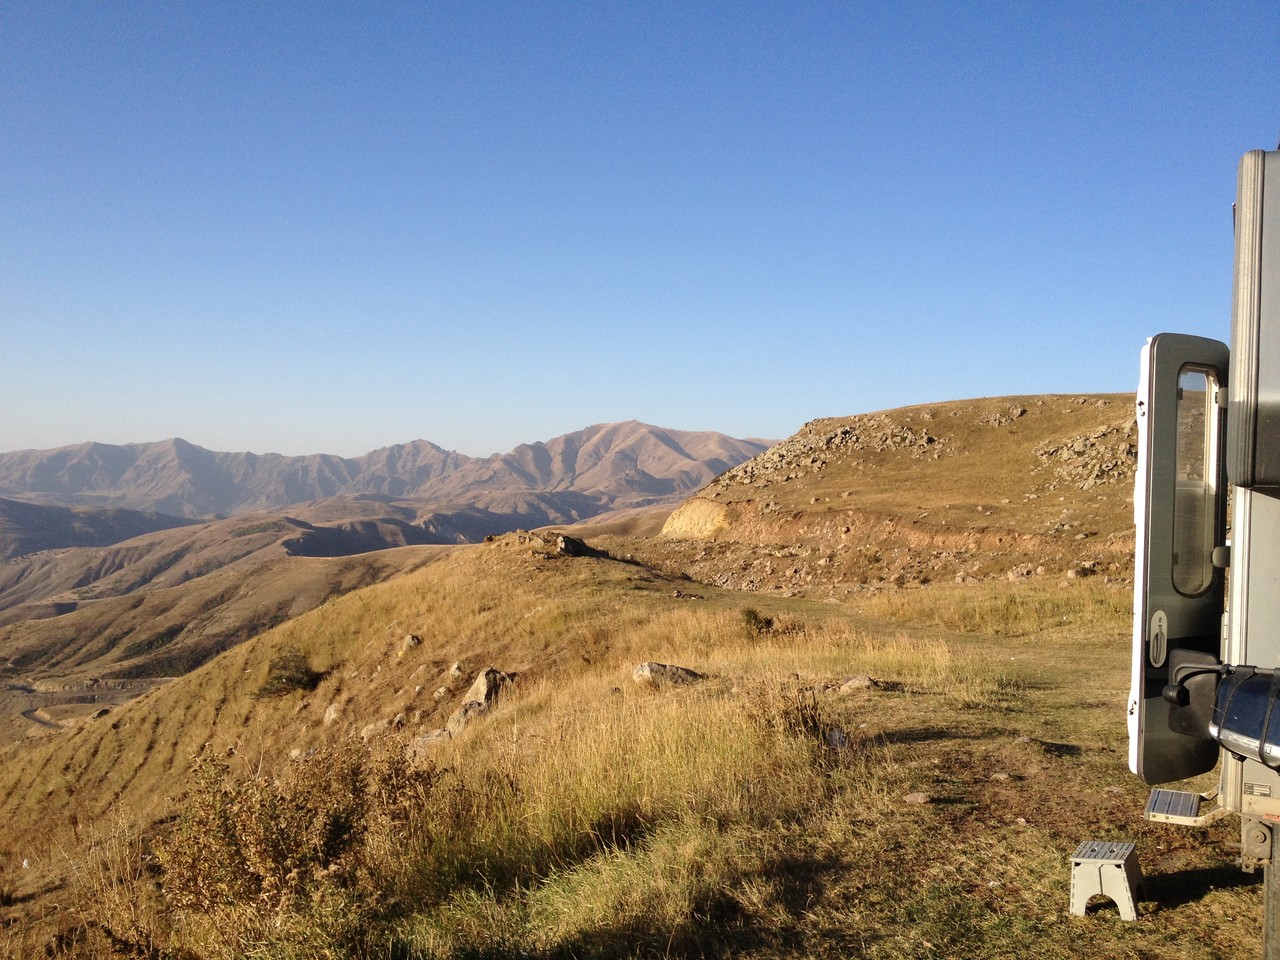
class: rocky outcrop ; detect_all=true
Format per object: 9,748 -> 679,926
632,662 -> 705,688
487,530 -> 606,559
445,668 -> 513,736
1034,419 -> 1137,491
707,414 -> 945,494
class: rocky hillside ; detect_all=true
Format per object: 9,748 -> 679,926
633,394 -> 1136,597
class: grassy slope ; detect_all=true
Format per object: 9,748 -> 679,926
0,393 -> 1261,958
645,394 -> 1136,595
0,537 -> 1257,959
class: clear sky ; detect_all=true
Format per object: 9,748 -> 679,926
3,3 -> 1277,458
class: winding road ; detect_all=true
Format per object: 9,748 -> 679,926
19,707 -> 61,730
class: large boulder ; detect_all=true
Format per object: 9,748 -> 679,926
445,668 -> 514,736
406,728 -> 452,763
632,661 -> 705,688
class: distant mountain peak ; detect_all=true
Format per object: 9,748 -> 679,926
0,424 -> 771,523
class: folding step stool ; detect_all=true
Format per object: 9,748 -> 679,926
1069,840 -> 1144,921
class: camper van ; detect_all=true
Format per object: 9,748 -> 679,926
1132,148 -> 1280,952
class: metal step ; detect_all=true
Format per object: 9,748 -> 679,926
1144,788 -> 1228,826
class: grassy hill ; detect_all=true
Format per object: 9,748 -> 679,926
0,394 -> 1262,959
0,515 -> 453,689
638,393 -> 1136,595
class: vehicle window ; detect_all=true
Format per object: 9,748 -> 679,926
1172,366 -> 1219,596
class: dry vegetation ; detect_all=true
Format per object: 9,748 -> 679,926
645,394 -> 1137,596
0,534 -> 1257,959
0,395 -> 1262,958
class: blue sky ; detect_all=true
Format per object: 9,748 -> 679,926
3,3 -> 1277,457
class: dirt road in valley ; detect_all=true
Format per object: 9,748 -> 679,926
19,707 -> 61,730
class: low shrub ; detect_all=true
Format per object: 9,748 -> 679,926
741,606 -> 775,636
148,741 -> 439,958
255,644 -> 321,698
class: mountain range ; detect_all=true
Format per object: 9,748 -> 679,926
0,421 -> 769,522
1,393 -> 1174,960
0,421 -> 770,681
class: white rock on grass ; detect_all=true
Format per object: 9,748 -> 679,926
444,668 -> 513,736
632,661 -> 705,687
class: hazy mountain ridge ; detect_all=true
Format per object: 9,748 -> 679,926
0,422 -> 768,523
0,497 -> 199,560
0,422 -> 769,681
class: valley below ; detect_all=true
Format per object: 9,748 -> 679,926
0,421 -> 762,725
0,397 -> 1258,960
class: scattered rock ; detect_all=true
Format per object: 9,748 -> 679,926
555,535 -> 590,557
400,634 -> 422,657
444,668 -> 514,736
839,675 -> 874,692
633,661 -> 705,687
446,701 -> 489,736
838,675 -> 904,694
1034,419 -> 1137,490
406,728 -> 451,763
323,703 -> 341,726
904,792 -> 931,805
462,668 -> 513,707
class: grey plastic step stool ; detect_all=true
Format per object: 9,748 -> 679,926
1069,840 -> 1143,920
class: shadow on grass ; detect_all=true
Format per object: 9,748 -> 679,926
418,803 -> 659,908
431,848 -> 864,960
880,726 -> 986,745
1018,737 -> 1082,758
1145,865 -> 1260,909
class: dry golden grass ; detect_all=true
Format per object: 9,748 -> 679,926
855,577 -> 1132,637
640,394 -> 1137,599
0,533 -> 1263,959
